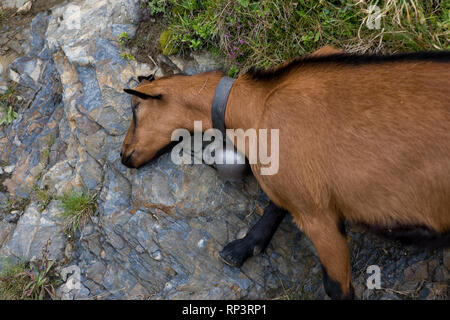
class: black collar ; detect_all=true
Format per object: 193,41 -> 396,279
212,76 -> 235,137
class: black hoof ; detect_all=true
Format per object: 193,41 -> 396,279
219,238 -> 253,268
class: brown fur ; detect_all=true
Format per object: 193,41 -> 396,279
121,46 -> 450,299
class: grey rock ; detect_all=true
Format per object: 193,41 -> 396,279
16,1 -> 32,15
3,165 -> 15,174
1,0 -> 29,9
0,36 -> 9,47
192,51 -> 223,73
7,40 -> 23,55
29,13 -> 51,58
0,77 -> 8,94
0,192 -> 8,212
0,202 -> 67,261
4,210 -> 21,223
444,249 -> 450,270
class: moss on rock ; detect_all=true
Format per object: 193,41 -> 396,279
159,29 -> 179,56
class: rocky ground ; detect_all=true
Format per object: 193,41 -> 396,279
0,0 -> 448,300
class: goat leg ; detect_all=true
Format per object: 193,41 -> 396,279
219,202 -> 287,267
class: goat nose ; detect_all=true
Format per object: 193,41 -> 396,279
121,150 -> 135,167
120,151 -> 123,157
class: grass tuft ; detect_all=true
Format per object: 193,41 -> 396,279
33,185 -> 52,211
0,87 -> 20,126
0,241 -> 60,300
120,52 -> 135,60
58,190 -> 98,236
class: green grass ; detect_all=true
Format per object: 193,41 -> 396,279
33,185 -> 52,211
47,134 -> 55,148
0,260 -> 33,300
38,134 -> 55,164
118,31 -> 131,46
140,0 -> 449,76
58,190 -> 98,235
0,241 -> 60,300
120,52 -> 135,60
40,149 -> 50,162
118,32 -> 136,60
0,87 -> 19,126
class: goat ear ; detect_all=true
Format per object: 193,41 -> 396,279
138,74 -> 155,82
123,88 -> 162,100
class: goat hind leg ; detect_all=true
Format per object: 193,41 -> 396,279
297,213 -> 354,299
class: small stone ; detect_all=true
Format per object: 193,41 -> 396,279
192,50 -> 223,73
197,238 -> 206,248
164,282 -> 172,291
5,210 -> 20,223
7,40 -> 23,55
64,243 -> 74,260
9,69 -> 20,83
418,283 -> 448,300
236,228 -> 248,239
13,136 -> 21,147
404,261 -> 429,282
77,286 -> 91,299
17,1 -> 32,15
379,293 -> 401,300
0,81 -> 8,95
60,292 -> 73,300
168,56 -> 186,72
151,249 -> 162,261
3,165 -> 15,174
397,280 -> 419,292
0,37 -> 9,46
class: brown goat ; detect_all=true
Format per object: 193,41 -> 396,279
121,47 -> 450,299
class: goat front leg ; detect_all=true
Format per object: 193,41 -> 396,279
219,201 -> 287,267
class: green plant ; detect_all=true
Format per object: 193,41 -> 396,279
40,149 -> 50,162
120,52 -> 135,60
118,32 -> 136,60
0,86 -> 20,126
227,65 -> 239,78
144,0 -> 169,15
1,196 -> 29,216
118,31 -> 131,45
0,260 -> 31,299
47,134 -> 55,148
0,106 -> 18,126
58,190 -> 98,235
140,0 -> 449,76
159,29 -> 179,55
0,240 -> 60,300
33,185 -> 52,211
118,32 -> 138,61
